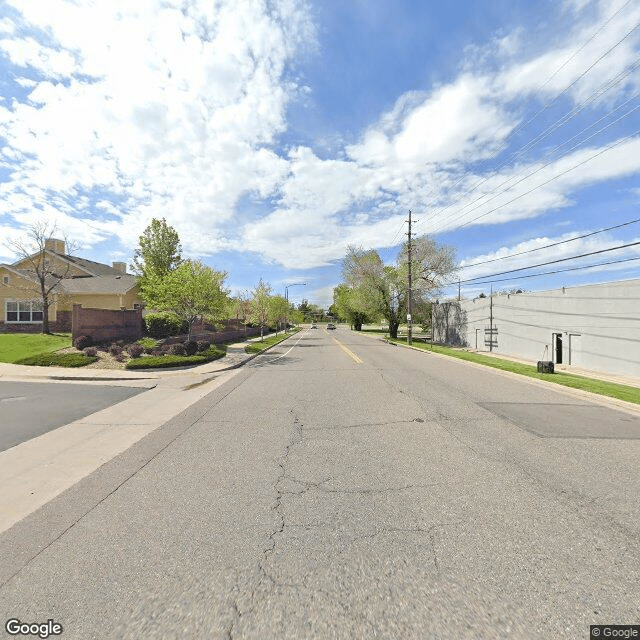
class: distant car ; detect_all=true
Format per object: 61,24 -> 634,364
327,323 -> 336,329
311,323 -> 317,328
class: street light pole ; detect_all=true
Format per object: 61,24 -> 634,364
284,282 -> 307,328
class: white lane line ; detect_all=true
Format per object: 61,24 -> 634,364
255,330 -> 308,365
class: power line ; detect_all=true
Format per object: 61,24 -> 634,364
459,217 -> 640,269
460,239 -> 640,283
441,127 -> 640,234
462,254 -> 640,286
433,96 -> 640,233
413,17 -> 640,235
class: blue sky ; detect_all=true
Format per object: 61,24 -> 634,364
0,0 -> 639,308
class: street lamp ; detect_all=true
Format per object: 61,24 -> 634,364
284,282 -> 307,302
284,282 -> 307,330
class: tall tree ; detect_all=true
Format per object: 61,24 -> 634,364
141,260 -> 228,340
332,283 -> 373,330
250,279 -> 272,340
342,236 -> 456,338
6,221 -> 77,334
131,218 -> 182,281
268,295 -> 290,335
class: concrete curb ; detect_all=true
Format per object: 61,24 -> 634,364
355,330 -> 640,417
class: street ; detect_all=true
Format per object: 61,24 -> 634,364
1,327 -> 639,639
0,381 -> 149,452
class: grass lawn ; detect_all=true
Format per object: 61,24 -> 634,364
385,336 -> 640,405
245,329 -> 300,354
0,333 -> 72,363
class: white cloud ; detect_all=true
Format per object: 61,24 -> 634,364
0,0 -> 314,254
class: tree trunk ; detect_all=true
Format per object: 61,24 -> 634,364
260,325 -> 264,341
354,321 -> 362,331
389,320 -> 399,339
42,299 -> 50,334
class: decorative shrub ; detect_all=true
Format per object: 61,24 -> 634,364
168,343 -> 186,356
83,347 -> 98,357
184,340 -> 198,356
151,348 -> 164,356
108,343 -> 123,356
160,344 -> 173,354
143,312 -> 189,338
127,343 -> 144,358
144,346 -> 156,354
73,335 -> 92,350
197,340 -> 211,352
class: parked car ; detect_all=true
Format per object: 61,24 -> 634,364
311,323 -> 317,328
327,323 -> 336,329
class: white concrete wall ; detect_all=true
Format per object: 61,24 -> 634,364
441,279 -> 640,379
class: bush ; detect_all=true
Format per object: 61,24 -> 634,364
127,343 -> 144,358
197,340 -> 211,352
83,347 -> 98,357
143,312 -> 189,339
73,335 -> 92,350
126,345 -> 227,370
15,353 -> 98,367
168,343 -> 186,356
184,340 -> 198,356
108,343 -> 123,357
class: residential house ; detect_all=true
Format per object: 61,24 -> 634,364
0,238 -> 142,333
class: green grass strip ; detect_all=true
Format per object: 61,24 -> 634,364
14,352 -> 98,367
387,337 -> 640,405
0,333 -> 72,363
245,329 -> 300,354
126,345 -> 227,370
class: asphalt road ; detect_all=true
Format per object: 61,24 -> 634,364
0,381 -> 149,452
1,327 -> 639,639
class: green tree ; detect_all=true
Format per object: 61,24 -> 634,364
141,260 -> 228,340
268,295 -> 290,335
332,283 -> 373,330
131,218 -> 182,282
250,279 -> 272,340
342,236 -> 456,339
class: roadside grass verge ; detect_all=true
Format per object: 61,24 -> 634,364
0,333 -> 71,363
387,337 -> 640,405
125,345 -> 227,370
245,329 -> 300,354
14,352 -> 98,367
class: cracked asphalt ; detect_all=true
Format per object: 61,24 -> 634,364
1,327 -> 639,639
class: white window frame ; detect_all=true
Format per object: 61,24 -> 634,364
5,300 -> 44,323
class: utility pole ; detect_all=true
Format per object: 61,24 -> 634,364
489,284 -> 493,353
407,210 -> 413,346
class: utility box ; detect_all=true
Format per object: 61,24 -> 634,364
537,360 -> 554,373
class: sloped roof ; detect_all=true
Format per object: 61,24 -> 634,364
59,274 -> 138,295
1,255 -> 139,296
59,254 -> 127,277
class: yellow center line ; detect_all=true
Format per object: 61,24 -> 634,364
332,336 -> 364,364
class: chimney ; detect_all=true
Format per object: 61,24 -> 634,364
112,261 -> 127,274
44,238 -> 66,254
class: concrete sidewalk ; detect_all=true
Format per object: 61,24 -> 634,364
0,330 -> 304,534
355,330 -> 640,389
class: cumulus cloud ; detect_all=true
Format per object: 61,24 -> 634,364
0,0 -> 639,275
0,0 -> 314,254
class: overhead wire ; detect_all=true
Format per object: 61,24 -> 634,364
459,239 -> 640,283
458,217 -> 640,269
410,10 -> 640,236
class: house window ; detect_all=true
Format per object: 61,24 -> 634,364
5,301 -> 43,323
2,276 -> 8,285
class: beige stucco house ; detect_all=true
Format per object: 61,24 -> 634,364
0,238 -> 142,332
